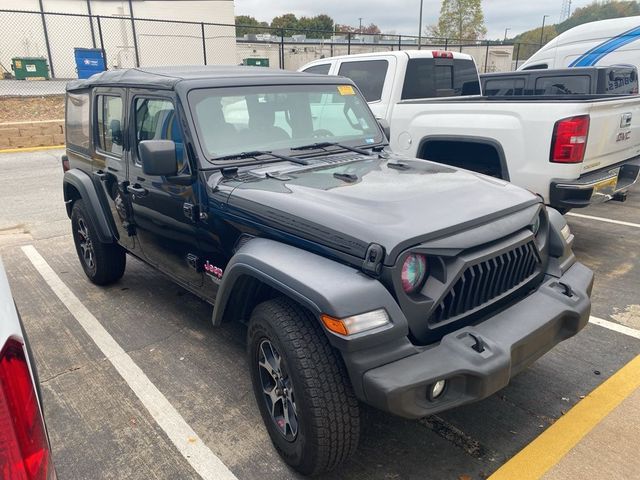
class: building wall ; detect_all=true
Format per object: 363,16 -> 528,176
0,0 -> 236,78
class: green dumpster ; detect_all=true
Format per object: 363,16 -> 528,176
243,57 -> 269,67
11,57 -> 50,80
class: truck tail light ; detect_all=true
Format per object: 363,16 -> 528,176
550,115 -> 590,163
61,155 -> 69,172
432,50 -> 454,59
0,338 -> 53,480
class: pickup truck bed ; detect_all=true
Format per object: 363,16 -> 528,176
393,94 -> 640,208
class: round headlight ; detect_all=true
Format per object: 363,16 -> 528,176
401,253 -> 428,294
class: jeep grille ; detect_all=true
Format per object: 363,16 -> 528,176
431,241 -> 541,324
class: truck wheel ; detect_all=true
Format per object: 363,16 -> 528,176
71,199 -> 126,285
248,297 -> 360,475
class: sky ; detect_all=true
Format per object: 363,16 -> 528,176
234,0 -> 596,39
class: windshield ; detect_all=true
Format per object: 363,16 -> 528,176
188,84 -> 383,160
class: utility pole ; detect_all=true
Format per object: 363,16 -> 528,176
539,15 -> 549,46
358,17 -> 363,34
504,27 -> 510,42
418,0 -> 424,49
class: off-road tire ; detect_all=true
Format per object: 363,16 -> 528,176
248,297 -> 360,475
71,199 -> 126,285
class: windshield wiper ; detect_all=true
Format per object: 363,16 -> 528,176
214,150 -> 310,165
290,141 -> 373,156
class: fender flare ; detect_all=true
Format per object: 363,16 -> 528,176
212,238 -> 409,351
63,169 -> 116,244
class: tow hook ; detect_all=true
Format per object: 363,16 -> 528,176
468,333 -> 486,353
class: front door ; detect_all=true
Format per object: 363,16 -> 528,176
92,88 -> 137,252
126,94 -> 203,287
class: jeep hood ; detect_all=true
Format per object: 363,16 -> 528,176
222,156 -> 539,263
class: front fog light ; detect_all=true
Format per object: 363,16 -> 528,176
429,379 -> 447,400
320,309 -> 390,336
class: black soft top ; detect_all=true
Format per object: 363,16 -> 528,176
66,65 -> 348,91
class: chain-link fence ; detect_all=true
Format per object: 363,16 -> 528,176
0,8 -> 543,97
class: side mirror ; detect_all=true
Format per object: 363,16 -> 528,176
110,119 -> 122,146
377,118 -> 391,141
139,140 -> 178,176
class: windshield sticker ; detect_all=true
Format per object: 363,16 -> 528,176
365,138 -> 375,144
337,85 -> 355,96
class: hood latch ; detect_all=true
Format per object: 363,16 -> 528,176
362,243 -> 384,276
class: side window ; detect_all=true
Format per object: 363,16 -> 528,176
484,78 -> 525,96
96,95 -> 123,156
338,60 -> 388,102
534,76 -> 591,95
303,64 -> 331,75
66,92 -> 90,150
134,98 -> 188,173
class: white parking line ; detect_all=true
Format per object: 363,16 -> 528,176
567,212 -> 640,229
21,245 -> 238,480
589,316 -> 640,340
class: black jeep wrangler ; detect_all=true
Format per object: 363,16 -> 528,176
62,66 -> 593,475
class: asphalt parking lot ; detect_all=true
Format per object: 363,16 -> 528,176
1,148 -> 638,480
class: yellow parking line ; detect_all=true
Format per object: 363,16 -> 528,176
489,354 -> 640,480
0,145 -> 64,154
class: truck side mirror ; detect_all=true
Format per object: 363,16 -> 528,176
377,118 -> 391,141
139,140 -> 178,177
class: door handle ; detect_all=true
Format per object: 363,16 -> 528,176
127,184 -> 148,197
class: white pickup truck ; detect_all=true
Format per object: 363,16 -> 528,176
300,50 -> 640,211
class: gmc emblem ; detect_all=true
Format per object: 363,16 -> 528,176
621,112 -> 633,128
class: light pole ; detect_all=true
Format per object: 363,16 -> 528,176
358,17 -> 363,34
539,15 -> 549,46
504,27 -> 510,42
418,0 -> 424,50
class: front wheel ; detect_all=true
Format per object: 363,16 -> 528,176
248,297 -> 360,475
71,199 -> 126,285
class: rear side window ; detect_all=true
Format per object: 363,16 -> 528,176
484,78 -> 525,96
304,64 -> 331,75
402,58 -> 480,99
338,60 -> 388,102
605,68 -> 638,94
66,92 -> 90,150
96,95 -> 123,156
534,76 -> 591,95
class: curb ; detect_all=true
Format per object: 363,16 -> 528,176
0,145 -> 64,154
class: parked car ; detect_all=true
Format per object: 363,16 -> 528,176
62,66 -> 593,475
300,50 -> 640,212
481,66 -> 639,96
520,16 -> 640,71
0,257 -> 55,480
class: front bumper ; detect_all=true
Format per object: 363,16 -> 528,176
361,261 -> 593,419
550,157 -> 640,209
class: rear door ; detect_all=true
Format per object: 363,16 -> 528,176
126,92 -> 203,287
92,88 -> 136,251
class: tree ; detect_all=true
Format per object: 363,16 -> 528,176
336,22 -> 382,34
427,0 -> 487,41
235,15 -> 270,37
271,13 -> 300,32
298,14 -> 334,38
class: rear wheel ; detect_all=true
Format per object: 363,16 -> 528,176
71,199 -> 126,285
248,297 -> 360,475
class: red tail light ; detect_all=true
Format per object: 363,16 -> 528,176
0,339 -> 52,480
61,155 -> 69,173
550,115 -> 590,163
432,50 -> 453,59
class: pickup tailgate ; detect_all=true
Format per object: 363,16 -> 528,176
582,96 -> 640,173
